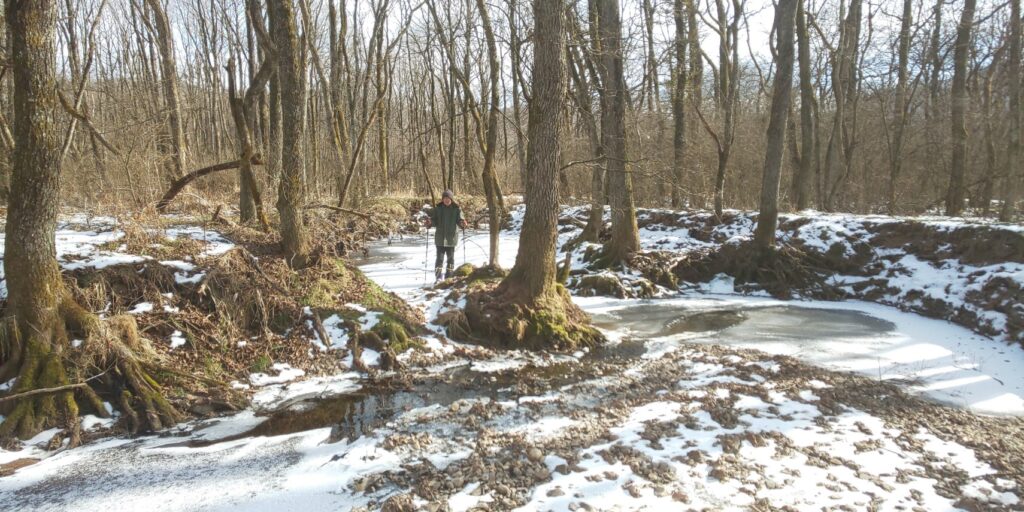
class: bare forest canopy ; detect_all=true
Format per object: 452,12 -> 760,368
2,0 -> 1020,220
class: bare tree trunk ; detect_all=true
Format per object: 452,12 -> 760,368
269,0 -> 310,264
0,0 -> 66,390
927,0 -> 944,120
144,0 -> 186,179
579,0 -> 606,242
227,57 -> 271,229
887,0 -> 912,214
508,0 -> 528,187
753,0 -> 797,248
792,0 -> 814,211
671,0 -> 688,208
945,0 -> 975,217
641,0 -> 658,112
598,0 -> 639,265
476,0 -> 502,268
1001,0 -> 1021,221
823,0 -> 860,211
503,0 -> 566,300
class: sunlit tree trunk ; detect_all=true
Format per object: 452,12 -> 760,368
144,0 -> 186,179
503,0 -> 567,299
268,0 -> 310,264
792,0 -> 814,211
945,0 -> 975,216
597,0 -> 639,264
1000,0 -> 1021,222
887,0 -> 912,215
753,0 -> 797,247
671,0 -> 689,208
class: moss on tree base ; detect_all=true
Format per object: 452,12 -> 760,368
0,296 -> 188,446
457,282 -> 604,351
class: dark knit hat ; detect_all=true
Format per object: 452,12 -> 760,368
442,189 -> 454,199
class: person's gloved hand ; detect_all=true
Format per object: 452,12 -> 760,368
423,218 -> 432,228
458,219 -> 468,229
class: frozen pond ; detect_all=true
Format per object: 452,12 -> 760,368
361,231 -> 1024,416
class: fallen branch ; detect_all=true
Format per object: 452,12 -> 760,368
305,203 -> 373,220
0,371 -> 107,403
156,157 -> 263,212
308,312 -> 332,348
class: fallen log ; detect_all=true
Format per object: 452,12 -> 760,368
156,157 -> 263,212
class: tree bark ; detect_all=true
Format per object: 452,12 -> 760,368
227,57 -> 271,229
945,0 -> 975,217
268,0 -> 310,264
476,0 -> 502,268
503,0 -> 567,300
2,0 -> 66,390
597,0 -> 639,264
671,0 -> 689,208
144,0 -> 186,179
792,0 -> 814,211
1001,0 -> 1021,222
753,0 -> 797,247
887,0 -> 912,214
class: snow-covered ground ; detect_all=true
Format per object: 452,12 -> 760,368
1,209 -> 1023,511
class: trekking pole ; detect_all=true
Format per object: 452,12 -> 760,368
424,226 -> 430,284
462,226 -> 467,266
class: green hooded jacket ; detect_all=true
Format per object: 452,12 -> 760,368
429,202 -> 464,247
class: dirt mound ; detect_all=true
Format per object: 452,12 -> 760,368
672,242 -> 846,300
870,221 -> 1024,265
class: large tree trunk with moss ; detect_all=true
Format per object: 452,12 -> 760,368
461,0 -> 602,351
0,0 -> 181,445
597,0 -> 639,265
0,0 -> 68,405
269,0 -> 311,265
753,0 -> 797,248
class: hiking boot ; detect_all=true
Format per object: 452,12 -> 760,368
435,268 -> 443,281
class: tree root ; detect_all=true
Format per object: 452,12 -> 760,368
0,296 -> 186,445
459,283 -> 604,351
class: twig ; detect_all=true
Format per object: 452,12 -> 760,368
0,371 -> 107,403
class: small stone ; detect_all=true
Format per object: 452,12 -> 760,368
547,487 -> 565,497
527,447 -> 544,463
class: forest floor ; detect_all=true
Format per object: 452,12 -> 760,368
0,204 -> 1022,511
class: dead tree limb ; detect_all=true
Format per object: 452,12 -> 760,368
156,157 -> 263,212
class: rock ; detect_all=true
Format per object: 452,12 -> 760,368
381,493 -> 415,512
547,487 -> 565,497
352,477 -> 368,493
526,447 -> 544,463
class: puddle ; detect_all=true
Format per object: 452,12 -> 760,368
181,353 -> 622,447
593,303 -> 895,342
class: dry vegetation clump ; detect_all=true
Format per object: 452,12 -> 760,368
0,212 -> 429,443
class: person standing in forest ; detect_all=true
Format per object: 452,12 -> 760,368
425,190 -> 468,280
